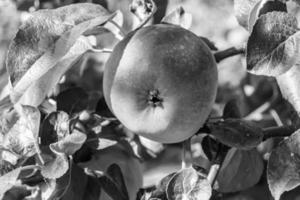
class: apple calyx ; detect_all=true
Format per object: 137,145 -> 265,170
148,89 -> 163,107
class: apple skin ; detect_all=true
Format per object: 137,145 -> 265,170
103,24 -> 218,143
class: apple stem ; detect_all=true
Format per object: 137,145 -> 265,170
214,46 -> 245,63
181,137 -> 192,169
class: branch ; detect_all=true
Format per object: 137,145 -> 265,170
214,47 -> 245,63
263,125 -> 297,140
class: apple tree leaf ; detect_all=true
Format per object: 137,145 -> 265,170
50,129 -> 87,156
248,0 -> 287,33
201,136 -> 219,161
130,0 -> 156,23
7,3 -> 116,105
149,172 -> 176,199
99,175 -> 128,200
276,64 -> 300,114
223,99 -> 242,119
2,105 -> 41,158
233,0 -> 260,30
78,142 -> 143,200
60,164 -> 89,200
207,119 -> 263,150
56,87 -> 89,115
246,11 -> 300,76
41,154 -> 69,179
166,167 -> 212,200
0,108 -> 18,135
83,176 -> 102,200
267,129 -> 300,200
40,111 -> 70,146
161,6 -> 192,30
0,167 -> 21,200
106,163 -> 129,200
0,160 -> 14,176
47,162 -> 96,200
257,0 -> 287,16
217,148 -> 264,193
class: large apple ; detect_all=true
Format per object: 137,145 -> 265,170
103,24 -> 218,143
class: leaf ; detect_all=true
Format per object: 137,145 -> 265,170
246,11 -> 300,76
39,111 -> 69,146
56,87 -> 88,114
149,172 -> 175,199
2,106 -> 41,157
41,154 -> 69,179
267,129 -> 300,200
95,96 -> 114,117
18,36 -> 93,107
47,162 -> 91,200
207,119 -> 263,150
83,176 -> 101,200
61,164 -> 89,200
166,167 -> 212,200
98,138 -> 118,150
0,150 -> 19,166
106,163 -> 129,200
201,136 -> 219,161
223,99 -> 242,119
258,0 -> 287,16
7,3 -> 116,105
129,0 -> 156,22
217,148 -> 264,193
0,108 -> 18,134
78,143 -> 143,200
0,167 -> 21,199
161,6 -> 192,30
276,64 -> 300,114
0,160 -> 14,176
248,0 -> 287,33
53,111 -> 70,140
233,0 -> 260,30
99,175 -> 128,200
50,129 -> 87,156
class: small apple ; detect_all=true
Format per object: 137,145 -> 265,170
103,24 -> 218,143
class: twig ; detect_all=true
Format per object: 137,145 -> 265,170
214,47 -> 245,63
207,144 -> 229,186
263,125 -> 297,140
244,101 -> 271,121
20,165 -> 41,172
91,48 -> 113,53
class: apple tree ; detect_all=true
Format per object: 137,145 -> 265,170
0,0 -> 300,200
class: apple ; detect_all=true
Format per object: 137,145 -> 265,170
103,24 -> 218,143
